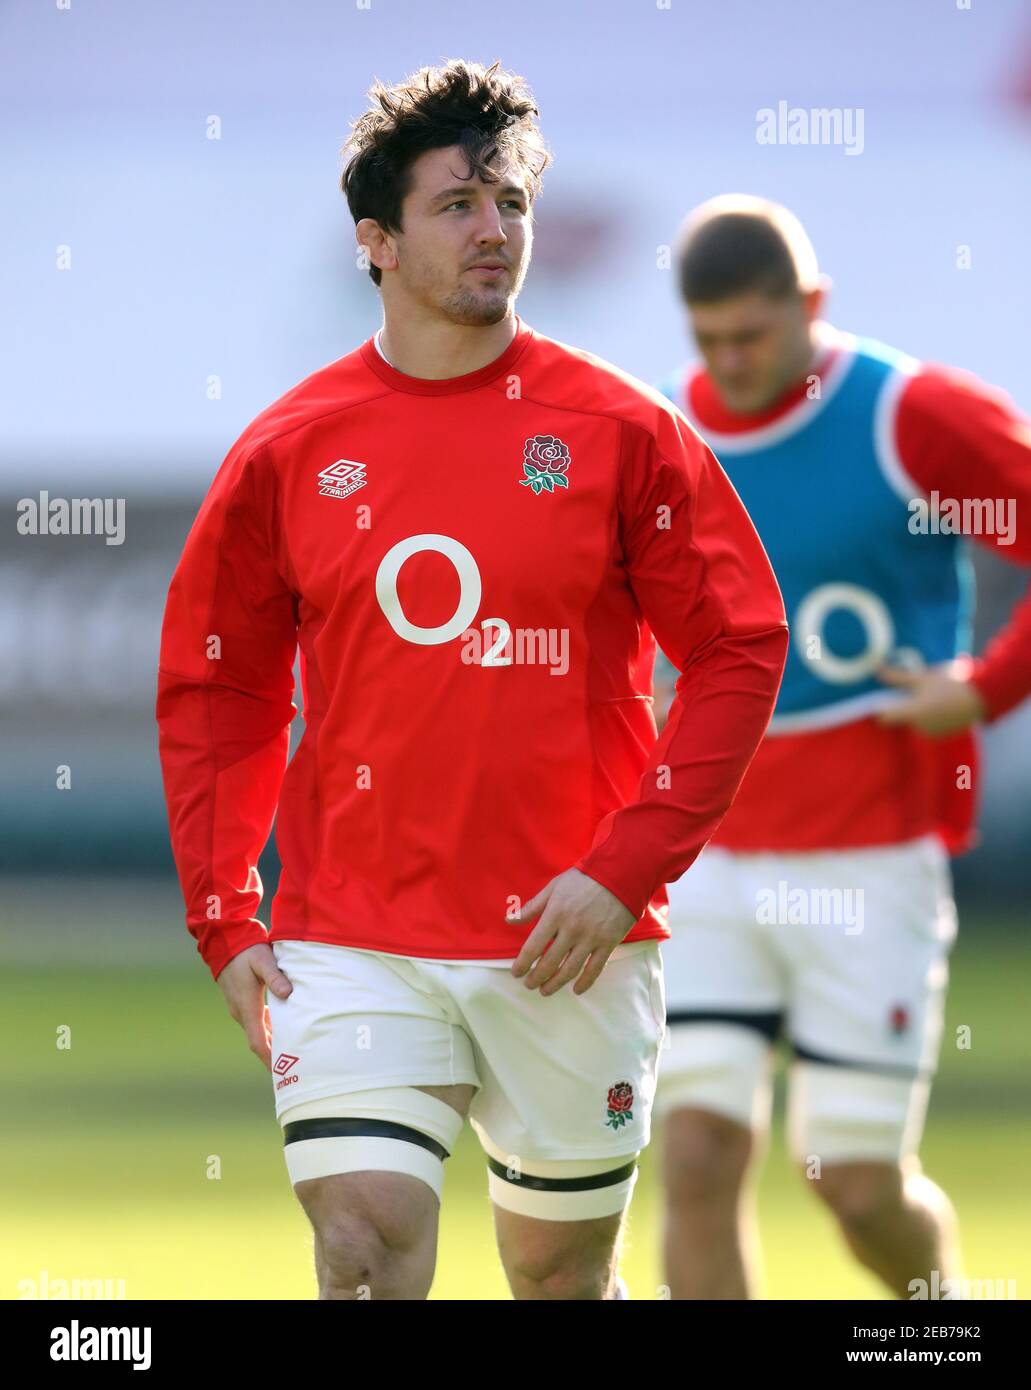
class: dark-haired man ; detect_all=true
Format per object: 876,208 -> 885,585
654,194 -> 1031,1299
156,69 -> 787,1299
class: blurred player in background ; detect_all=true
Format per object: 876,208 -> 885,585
156,73 -> 787,1299
653,195 -> 1031,1299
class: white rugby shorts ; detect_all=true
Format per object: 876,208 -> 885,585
657,835 -> 957,1164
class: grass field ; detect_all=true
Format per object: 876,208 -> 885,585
6,925 -> 1029,1300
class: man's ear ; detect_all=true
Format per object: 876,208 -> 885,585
804,274 -> 832,322
356,217 -> 399,276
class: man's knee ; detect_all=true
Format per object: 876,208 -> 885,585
297,1171 -> 438,1297
503,1217 -> 621,1301
313,1209 -> 397,1293
809,1161 -> 904,1235
508,1253 -> 612,1301
662,1106 -> 756,1204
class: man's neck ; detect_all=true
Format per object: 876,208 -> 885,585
777,324 -> 828,402
378,308 -> 518,380
690,322 -> 843,433
752,322 -> 838,416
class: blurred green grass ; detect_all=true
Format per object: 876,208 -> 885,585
5,926 -> 1029,1299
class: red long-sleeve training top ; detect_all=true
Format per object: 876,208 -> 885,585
156,317 -> 788,978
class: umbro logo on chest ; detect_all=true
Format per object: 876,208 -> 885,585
317,459 -> 368,499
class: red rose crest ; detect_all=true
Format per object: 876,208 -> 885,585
520,434 -> 571,494
605,1080 -> 634,1130
889,1005 -> 910,1036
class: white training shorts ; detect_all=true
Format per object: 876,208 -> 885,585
267,937 -> 666,1219
656,835 -> 958,1164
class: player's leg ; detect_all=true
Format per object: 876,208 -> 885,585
292,1082 -> 476,1301
801,1155 -> 962,1299
491,1199 -> 628,1301
445,940 -> 666,1300
655,848 -> 785,1298
267,941 -> 481,1300
305,1173 -> 436,1300
477,1131 -> 640,1299
785,836 -> 962,1297
659,1072 -> 771,1300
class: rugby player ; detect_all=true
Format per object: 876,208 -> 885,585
156,70 -> 787,1300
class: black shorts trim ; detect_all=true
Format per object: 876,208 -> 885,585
791,1040 -> 921,1082
282,1117 -> 449,1161
665,1008 -> 784,1042
485,1156 -> 637,1192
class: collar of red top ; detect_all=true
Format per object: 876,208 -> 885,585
688,331 -> 842,434
360,315 -> 535,395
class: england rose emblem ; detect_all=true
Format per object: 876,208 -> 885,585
889,1005 -> 910,1036
605,1081 -> 634,1130
520,435 -> 571,494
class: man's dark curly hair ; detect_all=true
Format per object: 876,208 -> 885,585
341,59 -> 552,286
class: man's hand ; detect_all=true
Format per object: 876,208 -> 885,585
876,660 -> 987,737
510,868 -> 637,997
215,942 -> 293,1070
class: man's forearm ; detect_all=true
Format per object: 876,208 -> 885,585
157,670 -> 293,978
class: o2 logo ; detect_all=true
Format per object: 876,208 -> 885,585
374,532 -> 513,664
794,582 -> 923,684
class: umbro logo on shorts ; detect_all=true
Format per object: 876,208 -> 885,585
274,1051 -> 300,1092
317,459 -> 368,499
